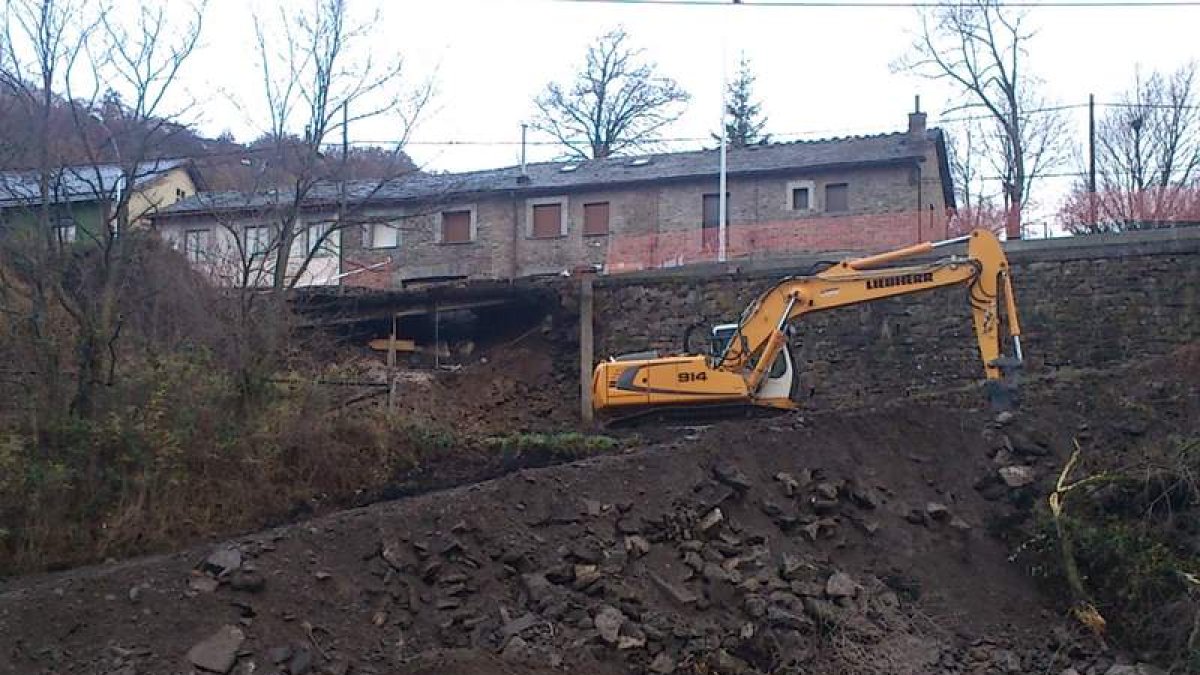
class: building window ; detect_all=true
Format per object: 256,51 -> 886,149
183,228 -> 208,262
441,210 -> 473,244
583,202 -> 610,236
306,221 -> 334,257
701,193 -> 729,251
531,203 -> 563,238
244,225 -> 269,257
825,183 -> 849,213
791,187 -> 810,210
364,221 -> 399,249
53,217 -> 77,245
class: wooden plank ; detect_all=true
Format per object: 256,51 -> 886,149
580,275 -> 594,426
368,338 -> 417,352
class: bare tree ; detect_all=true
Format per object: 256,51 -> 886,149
532,28 -> 689,160
0,0 -> 204,421
1063,63 -> 1200,233
898,0 -> 1068,238
239,0 -> 432,293
718,54 -> 769,149
945,122 -> 1006,235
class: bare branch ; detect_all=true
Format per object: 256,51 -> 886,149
530,27 -> 689,160
898,0 -> 1067,237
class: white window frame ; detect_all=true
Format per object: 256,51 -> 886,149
244,224 -> 270,258
436,205 -> 477,244
53,217 -> 77,245
183,228 -> 208,262
525,196 -> 569,239
306,220 -> 335,258
786,180 -> 815,212
363,220 -> 401,249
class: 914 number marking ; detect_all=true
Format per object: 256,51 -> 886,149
677,372 -> 709,383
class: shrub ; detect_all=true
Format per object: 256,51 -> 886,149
1020,437 -> 1200,669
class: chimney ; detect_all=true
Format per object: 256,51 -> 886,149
908,95 -> 927,136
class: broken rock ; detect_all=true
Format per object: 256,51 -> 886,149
998,465 -> 1037,488
713,464 -> 753,492
201,548 -> 242,578
697,508 -> 724,537
651,573 -> 698,606
649,653 -> 677,674
925,502 -> 951,521
779,552 -> 805,580
825,572 -> 858,599
189,575 -> 220,594
774,472 -> 799,497
228,571 -> 265,593
624,535 -> 651,558
594,605 -> 625,644
814,482 -> 840,501
186,625 -> 244,674
766,604 -> 811,631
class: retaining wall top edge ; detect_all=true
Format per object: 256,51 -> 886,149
594,227 -> 1200,288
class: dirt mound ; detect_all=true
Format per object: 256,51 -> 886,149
1,348 -> 1196,675
385,332 -> 579,434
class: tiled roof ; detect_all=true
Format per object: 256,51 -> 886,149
0,158 -> 190,207
159,130 -> 945,217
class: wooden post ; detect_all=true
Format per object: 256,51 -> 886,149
387,313 -> 397,412
580,275 -> 595,426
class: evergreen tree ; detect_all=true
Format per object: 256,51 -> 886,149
720,56 -> 770,148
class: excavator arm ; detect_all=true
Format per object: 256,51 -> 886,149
592,229 -> 1023,416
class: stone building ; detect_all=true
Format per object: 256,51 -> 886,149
153,112 -> 953,288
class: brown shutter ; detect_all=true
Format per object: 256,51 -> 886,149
532,203 -> 562,238
583,202 -> 609,235
702,194 -> 721,227
442,210 -> 471,243
825,183 -> 849,213
702,194 -> 729,251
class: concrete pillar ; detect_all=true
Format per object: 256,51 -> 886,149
580,275 -> 595,426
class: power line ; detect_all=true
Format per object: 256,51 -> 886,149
559,0 -> 1200,7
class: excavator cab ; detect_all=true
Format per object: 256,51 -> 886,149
707,323 -> 799,405
708,323 -> 739,361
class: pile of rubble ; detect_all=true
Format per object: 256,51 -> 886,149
2,388 -> 1190,675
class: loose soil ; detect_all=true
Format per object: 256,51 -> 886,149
1,347 -> 1197,675
379,332 -> 580,435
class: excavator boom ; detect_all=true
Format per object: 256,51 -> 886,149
592,229 -> 1023,418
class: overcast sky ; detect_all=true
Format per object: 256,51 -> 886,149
187,0 -> 1200,219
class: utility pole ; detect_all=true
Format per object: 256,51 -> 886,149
717,30 -> 728,263
1088,94 -> 1097,228
520,123 -> 528,176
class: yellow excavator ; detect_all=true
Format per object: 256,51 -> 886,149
591,229 -> 1023,420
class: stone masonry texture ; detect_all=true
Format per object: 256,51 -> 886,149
338,148 -> 950,285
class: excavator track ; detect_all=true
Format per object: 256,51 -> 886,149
597,401 -> 792,429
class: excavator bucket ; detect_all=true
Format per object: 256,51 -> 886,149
984,356 -> 1023,411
